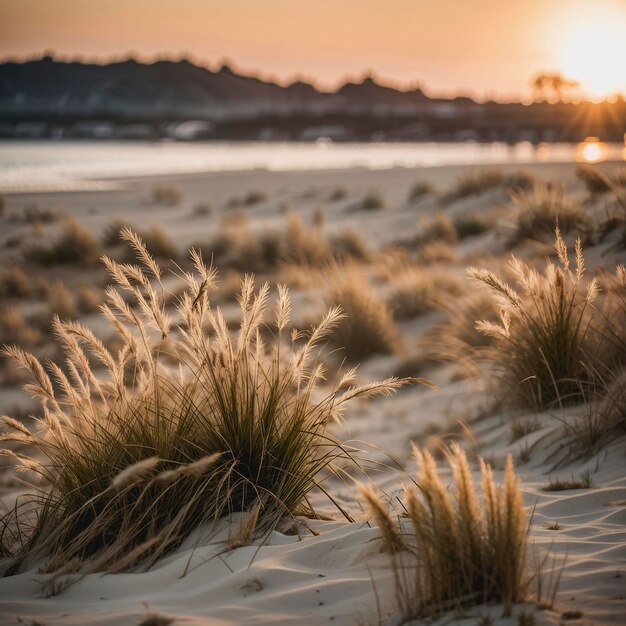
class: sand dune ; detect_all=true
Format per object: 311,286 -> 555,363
1,160 -> 625,625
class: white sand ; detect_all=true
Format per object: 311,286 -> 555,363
0,161 -> 625,625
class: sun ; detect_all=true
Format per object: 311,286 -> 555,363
558,3 -> 626,101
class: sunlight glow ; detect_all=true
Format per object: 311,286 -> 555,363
576,137 -> 607,163
559,4 -> 626,101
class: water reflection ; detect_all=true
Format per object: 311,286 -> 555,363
576,137 -> 608,163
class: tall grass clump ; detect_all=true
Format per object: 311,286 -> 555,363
415,213 -> 458,245
576,165 -> 626,199
283,212 -> 332,266
386,267 -> 463,321
0,306 -> 41,347
454,212 -> 496,239
242,190 -> 267,206
137,225 -> 178,260
564,267 -> 626,456
329,187 -> 348,201
0,227 -> 405,575
443,169 -> 534,204
26,218 -> 101,267
408,182 -> 434,204
361,190 -> 386,211
152,185 -> 183,207
508,182 -> 592,246
325,270 -> 400,362
468,229 -> 599,410
423,291 -> 500,377
361,444 -> 527,619
102,219 -> 134,248
0,264 -> 30,298
329,228 -> 371,261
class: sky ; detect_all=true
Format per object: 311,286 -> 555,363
1,0 -> 625,101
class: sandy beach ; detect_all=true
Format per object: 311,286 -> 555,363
1,158 -> 625,625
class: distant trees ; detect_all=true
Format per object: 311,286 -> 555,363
531,73 -> 580,102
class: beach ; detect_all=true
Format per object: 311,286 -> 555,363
1,155 -> 625,625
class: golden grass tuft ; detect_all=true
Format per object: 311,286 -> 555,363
361,190 -> 386,211
325,270 -> 400,362
467,229 -> 613,411
329,187 -> 348,201
283,211 -> 332,266
408,182 -> 435,203
329,228 -> 371,261
102,219 -> 133,248
0,306 -> 41,347
26,218 -> 101,267
508,182 -> 592,246
455,212 -> 496,239
151,185 -> 183,207
576,165 -> 626,199
361,445 -> 527,619
76,285 -> 102,314
45,281 -> 76,320
0,264 -> 30,298
443,169 -> 535,203
416,212 -> 458,245
423,291 -> 501,377
0,228 -> 406,575
416,241 -> 458,265
386,266 -> 463,321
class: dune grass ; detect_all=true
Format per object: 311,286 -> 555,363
206,211 -> 333,273
152,185 -> 183,207
192,203 -> 212,217
415,213 -> 458,245
102,219 -> 133,248
468,230 -> 600,411
137,225 -> 178,260
0,228 -> 405,575
19,205 -> 59,224
416,241 -> 458,265
325,270 -> 400,362
386,266 -> 463,321
361,445 -> 527,619
242,190 -> 267,206
454,212 -> 496,239
542,472 -> 592,491
0,306 -> 41,347
44,281 -> 76,320
423,291 -> 500,377
329,187 -> 348,201
76,285 -> 102,314
0,264 -> 30,298
329,228 -> 371,261
26,218 -> 101,267
508,182 -> 592,246
443,169 -> 535,204
361,190 -> 386,211
576,165 -> 626,199
408,182 -> 435,203
564,269 -> 626,456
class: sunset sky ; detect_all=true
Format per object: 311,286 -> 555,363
1,0 -> 625,101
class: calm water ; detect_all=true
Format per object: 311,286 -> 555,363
0,140 -> 623,193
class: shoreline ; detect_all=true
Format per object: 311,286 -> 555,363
2,158 -> 625,197
1,139 -> 624,195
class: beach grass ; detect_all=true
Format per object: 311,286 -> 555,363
0,228 -> 406,575
361,445 -> 527,619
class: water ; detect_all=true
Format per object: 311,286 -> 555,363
0,140 -> 623,193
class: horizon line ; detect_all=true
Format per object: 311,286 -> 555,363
2,50 -> 623,105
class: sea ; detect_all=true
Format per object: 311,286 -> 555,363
0,140 -> 623,193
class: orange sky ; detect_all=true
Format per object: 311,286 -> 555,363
1,0 -> 625,101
